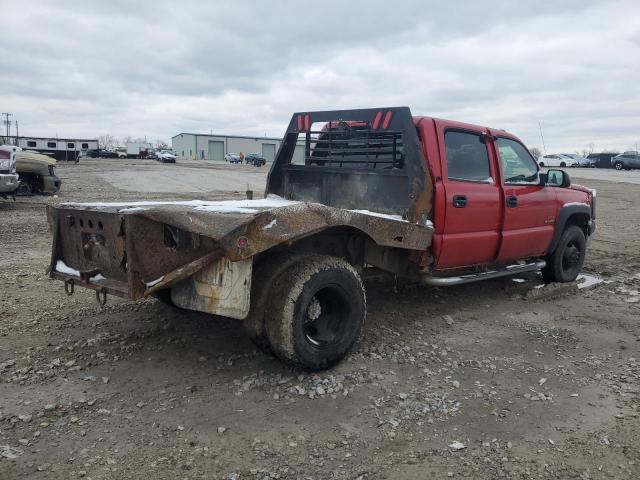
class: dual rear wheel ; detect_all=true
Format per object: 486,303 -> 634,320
245,254 -> 366,371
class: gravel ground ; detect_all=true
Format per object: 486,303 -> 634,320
1,158 -> 639,479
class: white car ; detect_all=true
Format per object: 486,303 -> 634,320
156,150 -> 176,163
537,154 -> 578,168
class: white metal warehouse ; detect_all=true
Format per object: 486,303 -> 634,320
171,133 -> 305,163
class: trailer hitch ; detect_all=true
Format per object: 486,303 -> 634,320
64,279 -> 74,296
96,288 -> 107,306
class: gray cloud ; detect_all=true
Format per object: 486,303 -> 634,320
1,0 -> 638,152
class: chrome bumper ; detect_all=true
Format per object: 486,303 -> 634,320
0,173 -> 19,193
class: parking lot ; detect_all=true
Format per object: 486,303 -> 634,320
1,158 -> 639,479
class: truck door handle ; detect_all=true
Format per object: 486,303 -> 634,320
506,195 -> 518,208
453,195 -> 467,208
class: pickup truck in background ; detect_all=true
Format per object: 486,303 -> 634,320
15,150 -> 61,196
0,145 -> 20,199
46,107 -> 595,370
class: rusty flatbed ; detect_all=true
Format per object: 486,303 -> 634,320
48,195 -> 433,303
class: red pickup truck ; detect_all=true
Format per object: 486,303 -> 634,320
47,107 -> 595,370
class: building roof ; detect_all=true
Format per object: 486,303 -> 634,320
171,132 -> 283,142
14,135 -> 98,142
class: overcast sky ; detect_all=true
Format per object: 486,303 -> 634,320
1,0 -> 639,152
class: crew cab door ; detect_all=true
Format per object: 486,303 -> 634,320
434,125 -> 502,269
492,135 -> 557,262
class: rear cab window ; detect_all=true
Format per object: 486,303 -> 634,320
444,130 -> 492,182
496,137 -> 539,184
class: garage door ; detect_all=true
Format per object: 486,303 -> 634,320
262,143 -> 276,162
208,141 -> 224,161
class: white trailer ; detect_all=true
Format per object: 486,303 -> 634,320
126,142 -> 153,159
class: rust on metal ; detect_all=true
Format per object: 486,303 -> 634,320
48,199 -> 434,302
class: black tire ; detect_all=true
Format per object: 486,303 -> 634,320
614,161 -> 624,170
541,225 -> 586,283
264,255 -> 365,371
16,182 -> 33,196
243,252 -> 310,353
153,288 -> 179,308
538,162 -> 544,167
560,162 -> 566,167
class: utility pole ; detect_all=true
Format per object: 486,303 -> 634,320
538,121 -> 547,155
1,112 -> 13,139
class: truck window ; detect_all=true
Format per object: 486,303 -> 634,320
496,138 -> 538,184
444,131 -> 491,182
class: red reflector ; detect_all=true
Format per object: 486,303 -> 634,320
372,111 -> 382,129
304,114 -> 310,131
237,236 -> 248,248
382,111 -> 393,129
297,114 -> 303,131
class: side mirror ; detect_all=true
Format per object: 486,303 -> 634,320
545,168 -> 571,188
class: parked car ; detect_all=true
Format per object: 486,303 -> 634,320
587,152 -> 617,169
145,150 -> 157,160
611,151 -> 640,170
156,150 -> 176,163
47,107 -> 595,370
86,149 -> 117,158
224,153 -> 242,163
245,153 -> 266,166
537,154 -> 579,167
561,153 -> 593,167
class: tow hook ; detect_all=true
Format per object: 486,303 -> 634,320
96,288 -> 107,306
64,279 -> 74,296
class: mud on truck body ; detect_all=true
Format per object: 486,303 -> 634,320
47,107 -> 595,370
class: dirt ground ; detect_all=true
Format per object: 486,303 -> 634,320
1,159 -> 639,480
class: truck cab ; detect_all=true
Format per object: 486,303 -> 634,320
415,116 -> 594,280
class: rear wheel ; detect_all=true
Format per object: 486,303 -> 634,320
560,162 -> 566,167
614,161 -> 624,170
542,225 -> 586,283
265,255 -> 365,370
538,161 -> 545,167
243,252 -> 309,353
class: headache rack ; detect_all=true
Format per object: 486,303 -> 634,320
304,122 -> 405,169
266,107 -> 433,221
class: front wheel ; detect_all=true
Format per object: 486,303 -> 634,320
614,161 -> 624,170
16,182 -> 33,196
538,161 -> 545,167
560,162 -> 566,167
541,225 -> 586,283
265,255 -> 365,370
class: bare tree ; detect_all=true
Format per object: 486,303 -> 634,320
577,143 -> 595,157
155,139 -> 169,149
529,147 -> 542,158
97,134 -> 118,150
